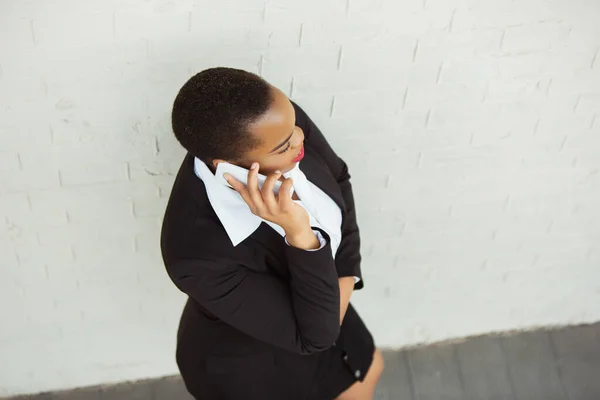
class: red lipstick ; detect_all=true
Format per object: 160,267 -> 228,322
292,146 -> 305,163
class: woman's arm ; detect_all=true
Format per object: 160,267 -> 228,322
293,101 -> 363,288
338,276 -> 356,324
292,101 -> 364,325
167,229 -> 340,355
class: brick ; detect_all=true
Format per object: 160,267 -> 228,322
340,37 -> 416,74
288,94 -> 333,124
542,44 -> 600,78
316,109 -> 429,141
128,151 -> 186,183
495,53 -> 546,79
262,46 -> 341,77
18,145 -> 129,187
351,9 -> 429,37
355,208 -> 407,240
300,21 -> 397,47
263,23 -> 302,48
333,89 -> 405,117
132,190 -> 168,219
156,177 -> 177,198
501,22 -> 571,54
39,223 -> 132,266
189,17 -> 269,51
14,231 -> 74,271
115,6 -> 191,42
469,120 -> 539,148
30,185 -> 134,226
45,81 -> 151,138
192,0 -> 266,20
0,104 -> 52,152
187,53 -> 262,76
24,191 -> 68,229
0,162 -> 59,195
536,115 -> 593,137
6,0 -> 115,17
0,192 -> 62,242
0,66 -> 48,107
0,236 -> 19,269
292,70 -> 407,97
549,72 -> 600,97
562,131 -> 600,164
486,76 -> 552,104
575,93 -> 600,115
32,11 -> 114,49
415,29 -> 504,65
264,0 -> 346,23
405,82 -> 487,111
348,0 -> 424,19
439,58 -> 497,87
0,14 -> 36,50
451,0 -> 563,31
30,43 -> 147,86
0,150 -> 20,173
262,70 -> 293,96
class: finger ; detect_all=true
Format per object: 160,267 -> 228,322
261,170 -> 281,212
224,173 -> 253,208
278,178 -> 294,210
246,162 -> 265,213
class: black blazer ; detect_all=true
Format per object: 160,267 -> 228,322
161,102 -> 371,399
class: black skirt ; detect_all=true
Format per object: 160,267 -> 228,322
176,298 -> 375,400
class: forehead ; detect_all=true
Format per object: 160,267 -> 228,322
247,87 -> 296,149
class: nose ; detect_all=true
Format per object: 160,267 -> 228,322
291,128 -> 304,148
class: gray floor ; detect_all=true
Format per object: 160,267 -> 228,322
7,322 -> 600,400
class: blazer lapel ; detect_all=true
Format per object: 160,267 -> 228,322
299,150 -> 346,213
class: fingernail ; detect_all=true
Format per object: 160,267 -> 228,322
251,162 -> 258,170
223,173 -> 231,181
274,170 -> 281,175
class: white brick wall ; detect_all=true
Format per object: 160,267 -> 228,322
1,0 -> 599,395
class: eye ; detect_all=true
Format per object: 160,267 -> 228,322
277,143 -> 291,155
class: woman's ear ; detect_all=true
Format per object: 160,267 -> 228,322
212,159 -> 226,170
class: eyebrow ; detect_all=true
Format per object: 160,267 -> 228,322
269,131 -> 294,153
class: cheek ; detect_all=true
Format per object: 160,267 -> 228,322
294,128 -> 305,145
259,156 -> 294,175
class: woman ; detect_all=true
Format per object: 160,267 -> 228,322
161,67 -> 383,399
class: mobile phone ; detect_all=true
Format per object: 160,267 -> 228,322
215,162 -> 284,195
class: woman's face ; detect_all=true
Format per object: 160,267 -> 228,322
212,85 -> 305,175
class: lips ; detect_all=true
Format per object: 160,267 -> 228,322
292,146 -> 305,163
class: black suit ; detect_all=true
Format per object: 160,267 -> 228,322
161,102 -> 374,399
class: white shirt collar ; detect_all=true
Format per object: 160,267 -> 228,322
193,157 -> 342,258
194,158 -> 261,246
194,158 -> 310,246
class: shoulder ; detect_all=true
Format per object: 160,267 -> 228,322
160,154 -> 236,264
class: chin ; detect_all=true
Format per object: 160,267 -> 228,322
281,164 -> 296,174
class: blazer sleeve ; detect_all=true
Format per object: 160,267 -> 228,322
293,102 -> 364,289
167,230 -> 341,355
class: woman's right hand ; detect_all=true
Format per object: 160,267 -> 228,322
224,162 -> 317,248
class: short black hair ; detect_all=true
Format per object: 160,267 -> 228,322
171,67 -> 272,164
